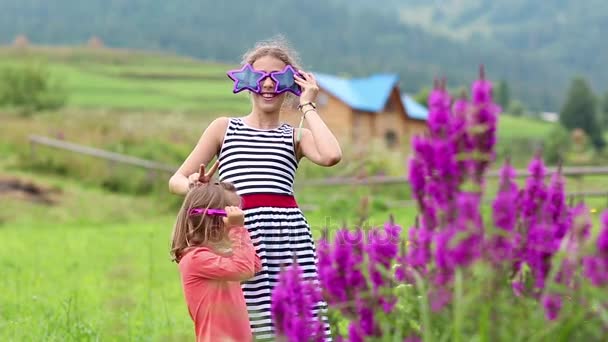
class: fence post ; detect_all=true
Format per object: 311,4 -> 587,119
30,138 -> 36,160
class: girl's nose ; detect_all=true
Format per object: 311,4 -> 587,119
261,76 -> 275,89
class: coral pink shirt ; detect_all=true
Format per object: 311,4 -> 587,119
178,226 -> 261,342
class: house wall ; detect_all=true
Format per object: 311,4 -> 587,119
279,89 -> 353,145
352,110 -> 375,145
373,88 -> 408,151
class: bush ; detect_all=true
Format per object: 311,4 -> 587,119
507,100 -> 525,116
543,124 -> 571,165
0,62 -> 68,115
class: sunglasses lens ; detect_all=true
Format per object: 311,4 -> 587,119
273,71 -> 300,95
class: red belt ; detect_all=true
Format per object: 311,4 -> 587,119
240,193 -> 298,210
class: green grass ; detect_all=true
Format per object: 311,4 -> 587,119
0,168 -> 414,341
0,46 -> 251,114
496,115 -> 554,141
0,219 -> 193,341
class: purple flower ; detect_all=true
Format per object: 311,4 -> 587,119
429,286 -> 452,312
366,222 -> 402,291
521,154 -> 548,231
404,335 -> 422,342
468,65 -> 500,184
450,93 -> 474,181
487,161 -> 520,263
452,92 -> 469,118
367,222 -> 402,268
407,225 -> 433,270
541,293 -> 562,321
583,256 -> 608,287
471,65 -> 493,105
271,262 -> 325,342
512,281 -> 524,297
357,302 -> 377,336
316,229 -> 368,309
348,322 -> 364,342
408,156 -> 426,205
545,171 -> 571,239
526,222 -> 560,289
492,190 -> 518,232
555,258 -> 576,288
581,210 -> 608,287
427,80 -> 452,138
423,140 -> 460,216
598,211 -> 608,255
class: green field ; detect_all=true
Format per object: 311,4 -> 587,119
1,46 -> 606,341
0,46 -> 251,114
2,168 -> 607,341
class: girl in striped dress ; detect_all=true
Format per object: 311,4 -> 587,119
169,37 -> 342,341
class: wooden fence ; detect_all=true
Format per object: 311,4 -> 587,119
28,134 -> 176,173
27,134 -> 608,202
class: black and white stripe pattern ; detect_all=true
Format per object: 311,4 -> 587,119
218,119 -> 298,196
218,118 -> 332,341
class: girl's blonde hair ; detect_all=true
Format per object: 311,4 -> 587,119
170,182 -> 239,263
241,35 -> 302,108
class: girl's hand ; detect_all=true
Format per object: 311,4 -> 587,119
188,161 -> 219,189
223,206 -> 245,228
294,70 -> 319,104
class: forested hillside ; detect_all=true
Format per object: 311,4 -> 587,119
3,0 -> 605,111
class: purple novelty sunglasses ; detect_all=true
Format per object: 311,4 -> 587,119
189,208 -> 227,217
226,64 -> 302,96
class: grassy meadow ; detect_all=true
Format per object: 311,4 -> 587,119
0,46 -> 251,114
1,46 -> 607,341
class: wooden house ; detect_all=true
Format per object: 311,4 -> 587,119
280,72 -> 429,156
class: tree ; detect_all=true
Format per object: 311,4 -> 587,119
414,86 -> 430,107
507,100 -> 525,116
559,77 -> 605,150
495,79 -> 511,110
600,91 -> 608,129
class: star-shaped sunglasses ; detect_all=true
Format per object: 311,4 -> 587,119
189,208 -> 227,217
226,64 -> 302,96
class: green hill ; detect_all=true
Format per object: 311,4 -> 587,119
0,46 -> 250,114
2,0 -> 605,112
394,0 -> 608,93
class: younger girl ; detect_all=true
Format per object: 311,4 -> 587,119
171,182 -> 261,342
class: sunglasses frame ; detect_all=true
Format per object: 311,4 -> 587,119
188,208 -> 227,217
226,64 -> 302,96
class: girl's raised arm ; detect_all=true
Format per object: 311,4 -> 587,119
190,226 -> 259,282
168,117 -> 229,195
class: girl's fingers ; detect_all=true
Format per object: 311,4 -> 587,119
204,160 -> 219,179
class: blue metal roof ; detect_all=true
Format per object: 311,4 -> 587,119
401,94 -> 429,121
314,73 -> 400,112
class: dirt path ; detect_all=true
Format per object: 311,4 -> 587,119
0,175 -> 62,205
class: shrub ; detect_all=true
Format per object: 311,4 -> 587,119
542,124 -> 571,165
0,62 -> 68,115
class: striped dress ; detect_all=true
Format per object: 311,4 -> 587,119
217,117 -> 332,341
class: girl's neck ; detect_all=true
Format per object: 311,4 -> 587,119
244,110 -> 282,130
